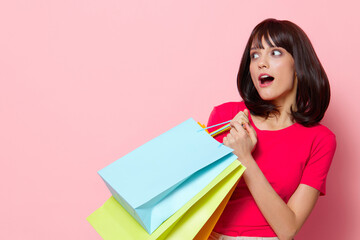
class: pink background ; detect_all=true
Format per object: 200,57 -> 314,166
1,0 -> 359,239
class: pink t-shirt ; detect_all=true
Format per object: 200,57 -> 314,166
208,101 -> 336,237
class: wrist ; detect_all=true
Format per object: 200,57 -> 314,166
238,154 -> 255,168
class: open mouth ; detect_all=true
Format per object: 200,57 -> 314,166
259,74 -> 274,85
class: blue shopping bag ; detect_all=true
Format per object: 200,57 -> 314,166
98,118 -> 237,234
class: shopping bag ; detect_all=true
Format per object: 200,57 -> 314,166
97,118 -> 237,233
87,160 -> 245,240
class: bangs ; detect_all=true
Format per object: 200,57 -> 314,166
251,32 -> 275,49
250,19 -> 294,55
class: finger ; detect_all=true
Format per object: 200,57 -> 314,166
236,112 -> 249,123
230,127 -> 238,136
230,120 -> 246,131
236,112 -> 250,126
231,121 -> 247,135
242,111 -> 250,122
224,135 -> 232,146
231,120 -> 248,136
244,122 -> 257,142
244,109 -> 249,118
223,136 -> 228,145
246,121 -> 257,137
234,111 -> 249,123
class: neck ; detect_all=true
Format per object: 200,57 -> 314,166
252,76 -> 298,131
269,76 -> 298,128
251,101 -> 297,131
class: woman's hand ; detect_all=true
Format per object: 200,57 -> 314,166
231,108 -> 251,126
223,109 -> 257,161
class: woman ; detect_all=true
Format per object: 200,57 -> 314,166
207,19 -> 336,240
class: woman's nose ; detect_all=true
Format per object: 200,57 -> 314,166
258,56 -> 269,69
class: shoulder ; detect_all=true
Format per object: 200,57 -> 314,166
301,123 -> 336,140
298,123 -> 337,154
212,101 -> 247,113
207,101 -> 246,127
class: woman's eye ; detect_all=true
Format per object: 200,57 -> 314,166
272,50 -> 282,56
251,53 -> 259,59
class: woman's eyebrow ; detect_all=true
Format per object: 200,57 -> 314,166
251,46 -> 279,50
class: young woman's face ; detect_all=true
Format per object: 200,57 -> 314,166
249,37 -> 297,106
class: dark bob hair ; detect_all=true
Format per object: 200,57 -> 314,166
237,18 -> 330,127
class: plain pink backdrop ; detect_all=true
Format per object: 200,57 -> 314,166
1,0 -> 359,239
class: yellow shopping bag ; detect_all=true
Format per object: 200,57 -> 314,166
87,160 -> 245,240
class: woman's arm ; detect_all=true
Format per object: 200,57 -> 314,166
224,116 -> 320,240
243,156 -> 319,240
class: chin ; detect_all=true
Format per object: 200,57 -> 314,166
258,94 -> 278,101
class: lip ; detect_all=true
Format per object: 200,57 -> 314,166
258,73 -> 274,88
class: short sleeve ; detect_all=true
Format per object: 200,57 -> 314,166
207,107 -> 224,143
300,133 -> 337,196
207,106 -> 232,143
207,102 -> 247,143
207,107 -> 222,128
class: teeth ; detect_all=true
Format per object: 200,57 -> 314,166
260,75 -> 270,79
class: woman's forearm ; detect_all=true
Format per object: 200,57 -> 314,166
241,157 -> 297,240
224,120 -> 319,239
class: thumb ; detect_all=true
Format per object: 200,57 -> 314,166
244,122 -> 257,143
244,109 -> 249,118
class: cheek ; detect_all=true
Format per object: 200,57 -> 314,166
276,62 -> 295,82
